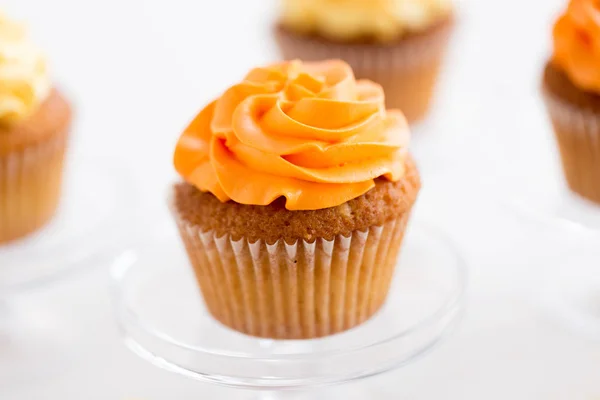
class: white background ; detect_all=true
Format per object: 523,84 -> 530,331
3,0 -> 600,398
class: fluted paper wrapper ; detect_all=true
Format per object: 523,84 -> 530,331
0,136 -> 67,243
275,20 -> 453,123
543,88 -> 600,204
173,212 -> 411,339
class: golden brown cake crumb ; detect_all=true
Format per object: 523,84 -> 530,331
173,156 -> 420,244
543,61 -> 600,112
0,89 -> 72,155
276,15 -> 454,46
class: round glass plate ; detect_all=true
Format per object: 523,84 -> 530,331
111,221 -> 467,390
538,237 -> 600,340
478,91 -> 600,339
497,162 -> 600,233
0,299 -> 78,388
0,156 -> 137,294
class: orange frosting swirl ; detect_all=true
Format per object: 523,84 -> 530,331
553,0 -> 600,93
174,60 -> 409,211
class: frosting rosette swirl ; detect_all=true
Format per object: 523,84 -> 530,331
281,0 -> 453,42
174,60 -> 409,211
553,0 -> 600,93
0,12 -> 51,126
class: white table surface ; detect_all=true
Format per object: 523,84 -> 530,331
2,0 -> 600,398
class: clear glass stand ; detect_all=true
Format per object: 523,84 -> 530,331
502,167 -> 600,234
0,156 -> 137,388
111,221 -> 467,398
0,156 -> 138,293
496,166 -> 600,339
0,296 -> 76,387
537,235 -> 600,340
479,92 -> 600,339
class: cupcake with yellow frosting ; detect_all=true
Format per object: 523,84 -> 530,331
274,0 -> 454,123
171,60 -> 420,339
543,0 -> 600,204
0,12 -> 72,243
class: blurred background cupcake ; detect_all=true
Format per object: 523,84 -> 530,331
0,11 -> 71,244
171,59 -> 420,340
542,0 -> 600,204
274,0 -> 455,123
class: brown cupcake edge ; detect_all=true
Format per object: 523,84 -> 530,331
275,17 -> 454,69
543,61 -> 600,116
171,156 -> 421,244
276,14 -> 455,48
0,89 -> 72,155
542,61 -> 600,204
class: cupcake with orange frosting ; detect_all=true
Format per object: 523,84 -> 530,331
274,0 -> 454,123
171,60 -> 420,339
0,12 -> 72,243
543,0 -> 600,204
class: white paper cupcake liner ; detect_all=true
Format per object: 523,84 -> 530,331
172,209 -> 411,340
0,135 -> 68,243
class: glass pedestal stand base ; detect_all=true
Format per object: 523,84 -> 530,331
538,237 -> 600,340
492,165 -> 600,339
111,222 -> 467,398
0,156 -> 137,387
503,171 -> 600,234
467,87 -> 600,341
0,156 -> 137,293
